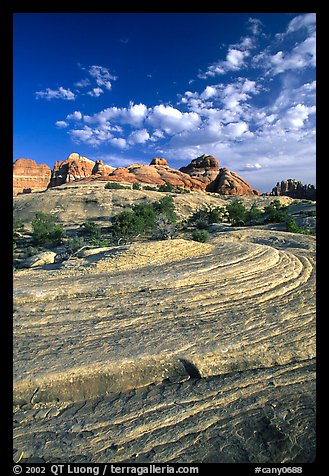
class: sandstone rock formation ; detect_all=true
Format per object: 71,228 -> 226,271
150,158 -> 169,166
179,153 -> 219,185
106,163 -> 205,190
91,159 -> 115,176
13,158 -> 51,196
271,179 -> 316,201
207,167 -> 260,195
49,153 -> 96,187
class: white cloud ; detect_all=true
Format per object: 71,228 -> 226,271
87,87 -> 104,97
88,65 -> 118,91
55,120 -> 68,128
280,103 -> 316,129
66,111 -> 83,121
247,18 -> 263,36
127,129 -> 150,145
286,13 -> 316,34
35,87 -> 76,100
147,104 -> 201,134
198,47 -> 249,78
75,78 -> 91,88
110,138 -> 128,149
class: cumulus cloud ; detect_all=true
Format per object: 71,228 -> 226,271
147,104 -> 201,134
66,110 -> 83,121
55,120 -> 68,128
198,47 -> 249,78
35,87 -> 76,100
87,87 -> 104,97
127,129 -> 150,145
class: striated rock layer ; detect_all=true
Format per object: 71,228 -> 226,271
13,158 -> 51,196
179,153 -> 219,185
13,229 -> 315,463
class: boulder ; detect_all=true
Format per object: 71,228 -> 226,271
20,251 -> 57,268
208,168 -> 260,195
13,159 -> 52,196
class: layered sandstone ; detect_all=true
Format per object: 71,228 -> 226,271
272,179 -> 316,201
91,160 -> 115,176
208,167 -> 260,195
49,153 -> 96,187
13,158 -> 51,196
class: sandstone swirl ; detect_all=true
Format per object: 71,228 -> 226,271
13,229 -> 315,463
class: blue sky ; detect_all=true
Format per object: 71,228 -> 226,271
13,13 -> 316,192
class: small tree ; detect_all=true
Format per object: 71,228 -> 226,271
32,212 -> 65,245
79,221 -> 102,238
111,211 -> 145,243
132,182 -> 142,190
263,200 -> 289,223
132,203 -> 157,230
226,201 -> 248,226
158,182 -> 175,192
152,196 -> 177,223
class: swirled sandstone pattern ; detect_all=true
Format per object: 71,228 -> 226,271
13,230 -> 315,463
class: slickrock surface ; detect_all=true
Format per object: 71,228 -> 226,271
13,225 -> 315,463
13,158 -> 51,196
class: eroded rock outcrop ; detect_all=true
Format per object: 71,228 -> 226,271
272,179 -> 316,201
91,160 -> 115,176
49,153 -> 96,187
179,154 -> 219,185
106,163 -> 205,190
208,168 -> 260,195
150,158 -> 169,166
13,158 -> 51,196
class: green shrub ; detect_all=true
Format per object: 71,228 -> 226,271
192,229 -> 210,243
132,182 -> 142,190
111,211 -> 146,243
79,221 -> 102,238
158,182 -> 175,192
132,203 -> 157,230
247,203 -> 264,224
285,218 -> 312,234
65,236 -> 85,254
152,196 -> 177,223
13,218 -> 24,235
143,185 -> 158,191
105,182 -> 129,190
31,212 -> 65,245
226,201 -> 248,226
263,200 -> 289,223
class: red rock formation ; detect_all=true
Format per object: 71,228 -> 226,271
13,158 -> 51,196
49,153 -> 96,187
150,158 -> 169,166
92,160 -> 115,176
179,154 -> 219,185
207,168 -> 260,195
106,164 -> 205,190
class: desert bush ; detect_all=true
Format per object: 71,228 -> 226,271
158,182 -> 175,192
105,182 -> 129,190
32,212 -> 65,245
247,203 -> 264,224
79,221 -> 102,238
111,211 -> 146,243
13,218 -> 24,235
192,229 -> 210,243
285,218 -> 312,235
226,201 -> 248,226
132,182 -> 142,190
152,196 -> 177,223
263,200 -> 289,223
152,214 -> 176,240
143,185 -> 158,191
132,203 -> 157,230
65,236 -> 85,254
